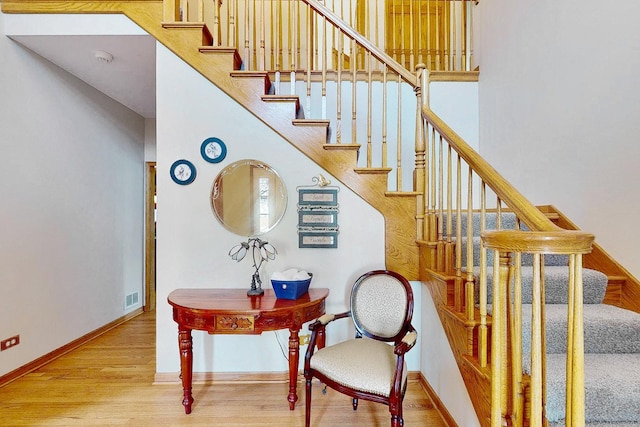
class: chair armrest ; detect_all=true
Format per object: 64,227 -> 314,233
308,311 -> 350,331
394,330 -> 418,355
309,313 -> 334,330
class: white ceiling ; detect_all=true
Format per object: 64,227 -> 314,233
4,13 -> 157,119
10,34 -> 156,118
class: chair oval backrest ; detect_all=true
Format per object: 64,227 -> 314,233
350,270 -> 413,341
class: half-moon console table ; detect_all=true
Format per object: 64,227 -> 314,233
167,288 -> 329,414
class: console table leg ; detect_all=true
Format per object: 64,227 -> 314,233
288,328 -> 300,410
178,328 -> 194,414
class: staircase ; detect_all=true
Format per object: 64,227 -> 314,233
457,212 -> 640,425
4,1 -> 640,426
159,20 -> 421,280
176,23 -> 640,426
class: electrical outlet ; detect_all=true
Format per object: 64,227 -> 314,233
1,335 -> 20,351
299,334 -> 311,346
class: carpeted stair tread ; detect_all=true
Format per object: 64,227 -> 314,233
535,353 -> 640,423
522,304 -> 640,354
473,266 -> 608,305
455,213 -> 637,425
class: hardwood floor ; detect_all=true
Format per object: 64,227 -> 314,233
0,311 -> 447,426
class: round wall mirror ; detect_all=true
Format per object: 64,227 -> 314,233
211,159 -> 288,237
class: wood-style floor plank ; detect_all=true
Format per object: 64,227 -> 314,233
0,311 -> 447,426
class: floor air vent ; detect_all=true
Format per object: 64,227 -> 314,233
125,291 -> 140,309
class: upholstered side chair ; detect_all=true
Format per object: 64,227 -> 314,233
303,270 -> 417,427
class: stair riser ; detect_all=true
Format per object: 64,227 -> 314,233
522,305 -> 640,354
476,267 -> 608,305
445,212 -> 521,237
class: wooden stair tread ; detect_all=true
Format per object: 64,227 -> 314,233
199,46 -> 237,53
261,94 -> 299,102
162,21 -> 205,29
354,167 -> 392,175
292,119 -> 331,127
322,143 -> 360,150
231,71 -> 269,78
261,95 -> 301,113
384,191 -> 422,198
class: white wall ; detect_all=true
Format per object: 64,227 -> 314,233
478,0 -> 640,278
431,82 -> 479,150
0,11 -> 145,376
424,81 -> 481,426
154,44 -> 421,375
421,291 -> 480,427
144,118 -> 157,162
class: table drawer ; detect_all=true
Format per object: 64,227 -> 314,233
216,315 -> 255,332
175,311 -> 216,331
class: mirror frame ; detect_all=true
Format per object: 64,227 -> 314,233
210,159 -> 288,237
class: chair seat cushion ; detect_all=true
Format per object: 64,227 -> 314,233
310,338 -> 407,397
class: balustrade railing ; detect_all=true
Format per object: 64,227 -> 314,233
165,0 -> 476,71
385,0 -> 476,72
162,0 -> 476,191
482,231 -> 592,427
160,1 -> 591,425
417,65 -> 592,426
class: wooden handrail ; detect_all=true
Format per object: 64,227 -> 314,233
422,105 -> 559,233
482,230 -> 594,255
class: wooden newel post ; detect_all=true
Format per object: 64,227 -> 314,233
414,64 -> 426,245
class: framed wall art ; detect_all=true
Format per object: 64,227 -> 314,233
296,174 -> 339,249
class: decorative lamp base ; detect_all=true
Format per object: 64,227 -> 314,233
248,271 -> 264,297
247,288 -> 265,297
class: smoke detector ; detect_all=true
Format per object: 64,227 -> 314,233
94,50 -> 114,63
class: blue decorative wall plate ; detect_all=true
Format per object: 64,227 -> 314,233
200,137 -> 227,163
170,159 -> 196,185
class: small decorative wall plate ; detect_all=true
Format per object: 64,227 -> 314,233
170,159 -> 196,185
200,137 -> 227,163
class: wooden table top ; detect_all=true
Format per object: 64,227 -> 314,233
167,288 -> 330,314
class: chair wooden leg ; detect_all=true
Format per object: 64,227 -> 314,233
352,397 -> 358,410
305,378 -> 312,427
390,405 -> 403,427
